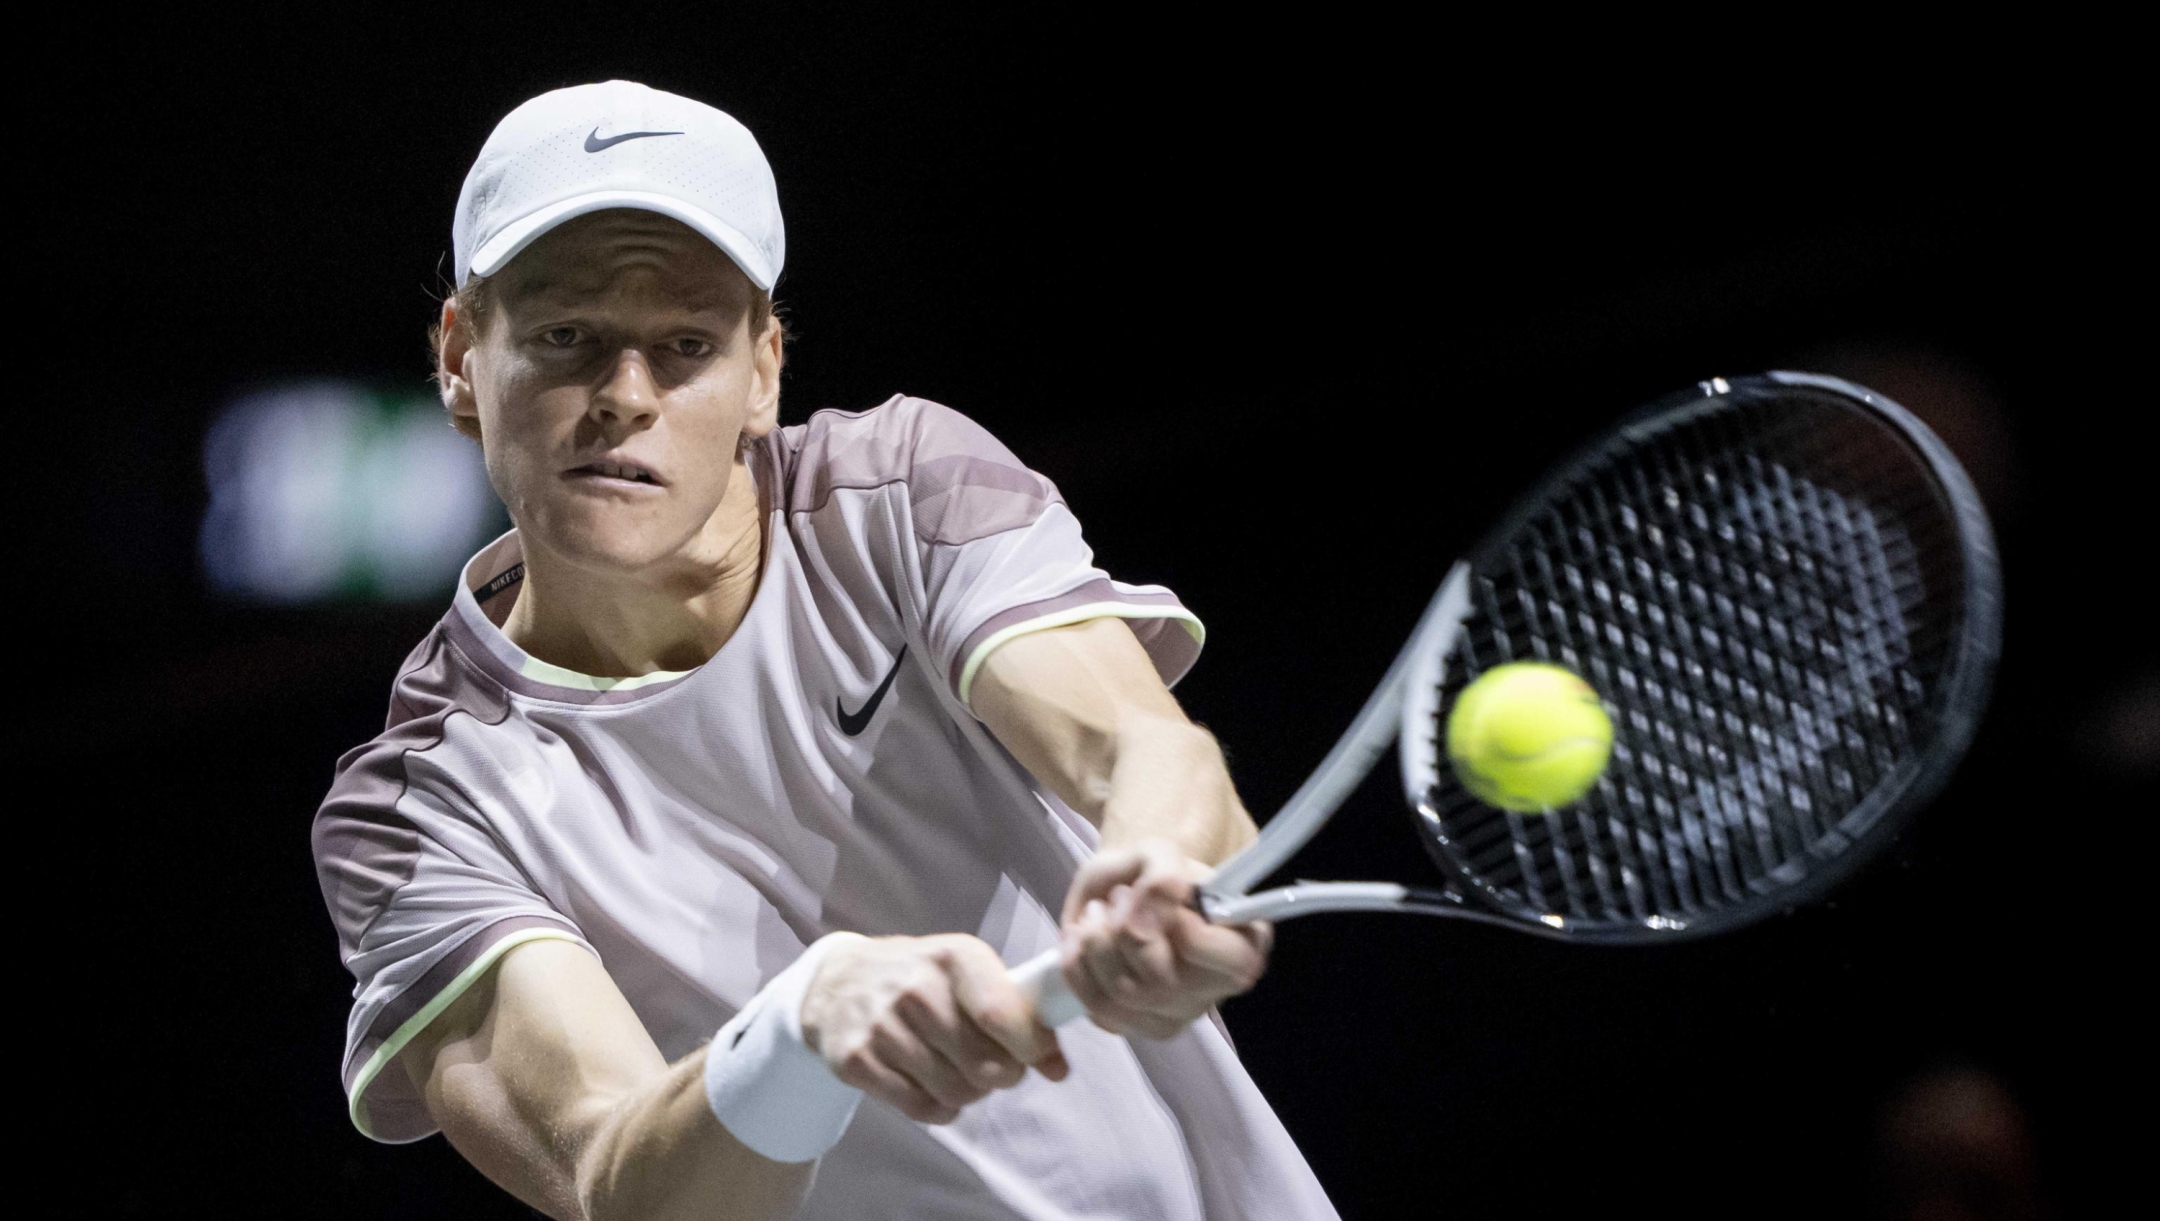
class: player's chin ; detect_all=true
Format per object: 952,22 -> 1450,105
532,506 -> 694,573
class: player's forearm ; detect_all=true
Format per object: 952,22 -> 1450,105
1095,715 -> 1257,865
975,618 -> 1257,865
415,940 -> 817,1221
573,1047 -> 813,1221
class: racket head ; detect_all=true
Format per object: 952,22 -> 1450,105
1397,372 -> 2001,943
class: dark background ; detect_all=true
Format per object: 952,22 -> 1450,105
38,10 -> 2142,1218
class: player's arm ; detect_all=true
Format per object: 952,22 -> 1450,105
403,933 -> 1064,1221
400,937 -> 809,1221
972,616 -> 1271,1038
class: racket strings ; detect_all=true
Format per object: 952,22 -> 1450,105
1420,389 -> 1972,931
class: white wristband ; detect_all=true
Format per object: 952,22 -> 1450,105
703,932 -> 868,1163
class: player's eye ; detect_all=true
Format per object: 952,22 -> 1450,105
541,327 -> 581,348
670,338 -> 714,358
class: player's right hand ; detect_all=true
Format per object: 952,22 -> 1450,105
799,934 -> 1069,1124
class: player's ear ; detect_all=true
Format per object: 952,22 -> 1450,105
437,298 -> 483,442
740,309 -> 783,441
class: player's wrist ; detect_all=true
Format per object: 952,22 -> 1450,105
703,932 -> 869,1164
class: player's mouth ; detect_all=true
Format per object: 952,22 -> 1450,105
565,458 -> 666,490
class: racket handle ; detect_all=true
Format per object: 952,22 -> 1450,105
1010,948 -> 1086,1027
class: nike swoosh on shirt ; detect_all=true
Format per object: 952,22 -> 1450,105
584,127 -> 684,152
838,647 -> 908,736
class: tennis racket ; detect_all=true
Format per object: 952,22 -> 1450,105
1011,371 -> 2001,1026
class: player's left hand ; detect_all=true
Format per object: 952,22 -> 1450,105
1057,837 -> 1272,1039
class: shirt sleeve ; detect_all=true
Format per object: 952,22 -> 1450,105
311,635 -> 594,1143
883,398 -> 1205,705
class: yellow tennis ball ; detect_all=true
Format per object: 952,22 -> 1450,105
1446,662 -> 1614,813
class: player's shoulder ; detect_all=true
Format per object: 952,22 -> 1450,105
312,620 -> 516,939
767,395 -> 1063,542
771,394 -> 1011,476
314,622 -> 512,843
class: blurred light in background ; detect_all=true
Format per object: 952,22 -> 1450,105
201,383 -> 503,602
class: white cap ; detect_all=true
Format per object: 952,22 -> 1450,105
453,81 -> 784,291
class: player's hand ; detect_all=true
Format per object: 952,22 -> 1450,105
1058,837 -> 1273,1040
799,934 -> 1068,1124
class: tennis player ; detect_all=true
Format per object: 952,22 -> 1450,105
312,81 -> 1338,1220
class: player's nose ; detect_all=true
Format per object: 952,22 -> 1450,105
590,350 -> 662,431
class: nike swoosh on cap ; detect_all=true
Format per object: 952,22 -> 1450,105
837,647 -> 908,737
584,127 -> 684,153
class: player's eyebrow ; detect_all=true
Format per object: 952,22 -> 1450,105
505,272 -> 747,322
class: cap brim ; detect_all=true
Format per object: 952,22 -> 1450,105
465,190 -> 777,291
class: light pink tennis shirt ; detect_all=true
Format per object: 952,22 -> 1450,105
313,396 -> 1338,1220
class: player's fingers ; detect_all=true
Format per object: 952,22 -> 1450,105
895,984 -> 1025,1093
1064,916 -> 1183,1032
1070,968 -> 1196,1035
832,1042 -> 961,1125
1078,894 -> 1155,997
877,946 -> 1025,1097
1089,914 -> 1268,1024
1061,899 -> 1135,1033
942,938 -> 1062,1073
1069,905 -> 1197,1034
1170,914 -> 1272,994
1106,885 -> 1182,995
1067,974 -> 1164,1037
1061,846 -> 1148,928
1071,890 -> 1211,1024
1034,1045 -> 1071,1082
1125,848 -> 1200,911
869,1015 -> 984,1112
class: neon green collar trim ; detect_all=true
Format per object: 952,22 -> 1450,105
517,655 -> 695,692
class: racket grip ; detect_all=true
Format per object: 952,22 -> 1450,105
1010,948 -> 1086,1027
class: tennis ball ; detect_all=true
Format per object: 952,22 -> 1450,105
1446,662 -> 1613,813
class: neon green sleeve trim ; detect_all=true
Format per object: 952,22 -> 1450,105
347,927 -> 587,1140
957,602 -> 1206,707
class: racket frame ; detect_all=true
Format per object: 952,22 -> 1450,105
1012,371 -> 2002,1022
1203,371 -> 2001,943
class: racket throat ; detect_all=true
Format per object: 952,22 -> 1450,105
1202,882 -> 1622,937
1202,881 -> 1464,923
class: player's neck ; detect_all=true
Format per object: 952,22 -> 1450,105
504,459 -> 767,678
